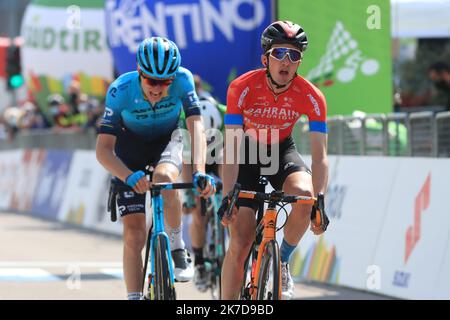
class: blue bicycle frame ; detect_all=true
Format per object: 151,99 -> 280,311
147,182 -> 194,298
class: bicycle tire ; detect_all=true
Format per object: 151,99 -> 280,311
256,240 -> 281,300
209,222 -> 226,300
154,234 -> 176,300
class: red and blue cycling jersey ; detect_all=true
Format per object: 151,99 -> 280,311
225,69 -> 327,144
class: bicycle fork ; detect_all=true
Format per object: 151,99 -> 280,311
148,190 -> 176,298
251,207 -> 280,300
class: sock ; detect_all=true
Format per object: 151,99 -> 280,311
167,225 -> 185,251
127,292 -> 142,300
280,239 -> 297,263
192,247 -> 204,265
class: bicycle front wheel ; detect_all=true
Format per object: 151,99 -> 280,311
154,234 -> 176,300
209,222 -> 226,300
256,240 -> 281,300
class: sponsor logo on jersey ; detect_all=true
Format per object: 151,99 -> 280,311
124,191 -> 135,198
238,86 -> 249,109
244,107 -> 300,120
308,94 -> 321,116
244,118 -> 292,130
104,107 -> 114,117
109,87 -> 117,98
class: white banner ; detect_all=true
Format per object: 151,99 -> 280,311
57,150 -> 122,234
372,158 -> 450,299
0,150 -> 23,210
21,4 -> 113,79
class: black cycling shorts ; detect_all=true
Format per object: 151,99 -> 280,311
110,127 -> 184,217
114,127 -> 183,173
236,135 -> 311,211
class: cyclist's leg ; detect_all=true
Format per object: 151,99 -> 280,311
221,206 -> 256,300
153,130 -> 184,234
113,128 -> 168,299
221,160 -> 261,300
273,137 -> 313,248
118,188 -> 147,299
282,171 -> 313,245
190,196 -> 207,260
152,163 -> 182,243
267,136 -> 313,299
153,131 -> 194,281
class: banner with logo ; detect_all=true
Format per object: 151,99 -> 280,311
9,149 -> 46,212
0,150 -> 23,210
371,160 -> 450,299
31,150 -> 73,219
20,0 -> 113,118
278,0 -> 392,115
105,0 -> 274,103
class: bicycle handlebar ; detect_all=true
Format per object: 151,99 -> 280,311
225,183 -> 329,232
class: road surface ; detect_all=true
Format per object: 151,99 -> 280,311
0,212 -> 392,300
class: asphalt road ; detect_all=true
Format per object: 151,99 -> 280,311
0,211 -> 391,300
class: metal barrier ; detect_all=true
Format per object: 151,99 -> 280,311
0,111 -> 449,158
293,110 -> 448,157
0,128 -> 97,151
436,111 -> 450,157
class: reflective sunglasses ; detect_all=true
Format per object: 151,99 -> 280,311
140,72 -> 174,87
267,47 -> 302,63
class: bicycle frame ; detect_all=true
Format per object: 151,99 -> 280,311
146,182 -> 194,299
251,202 -> 280,299
229,186 -> 318,300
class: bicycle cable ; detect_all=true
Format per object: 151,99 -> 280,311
275,202 -> 289,232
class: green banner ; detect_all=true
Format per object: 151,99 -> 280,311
278,0 -> 392,116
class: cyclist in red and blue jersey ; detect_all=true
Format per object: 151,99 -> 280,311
219,21 -> 329,300
96,37 -> 215,300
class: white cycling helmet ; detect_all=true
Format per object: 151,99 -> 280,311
198,97 -> 222,130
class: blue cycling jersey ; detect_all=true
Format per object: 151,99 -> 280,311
99,67 -> 201,140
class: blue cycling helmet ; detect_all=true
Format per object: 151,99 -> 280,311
136,37 -> 181,79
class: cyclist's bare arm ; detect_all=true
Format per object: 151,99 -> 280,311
96,133 -> 147,193
309,132 -> 329,196
186,115 -> 207,174
222,124 -> 244,197
186,115 -> 215,197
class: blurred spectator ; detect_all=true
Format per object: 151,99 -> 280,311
0,111 -> 13,141
398,38 -> 449,109
19,101 -> 49,130
2,106 -> 23,137
193,74 -> 213,100
67,79 -> 81,114
47,93 -> 79,131
393,86 -> 403,113
428,62 -> 450,111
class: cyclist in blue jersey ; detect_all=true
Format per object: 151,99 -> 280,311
96,37 -> 215,300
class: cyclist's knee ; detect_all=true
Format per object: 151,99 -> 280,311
284,177 -> 313,198
153,171 -> 176,183
124,225 -> 146,251
228,234 -> 253,262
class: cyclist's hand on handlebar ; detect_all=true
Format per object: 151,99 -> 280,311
193,172 -> 216,198
310,193 -> 330,235
125,170 -> 148,194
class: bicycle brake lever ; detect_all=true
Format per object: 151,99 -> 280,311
311,193 -> 329,232
226,183 -> 241,220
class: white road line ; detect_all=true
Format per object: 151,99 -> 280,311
100,268 -> 124,279
0,261 -> 123,268
0,268 -> 60,282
